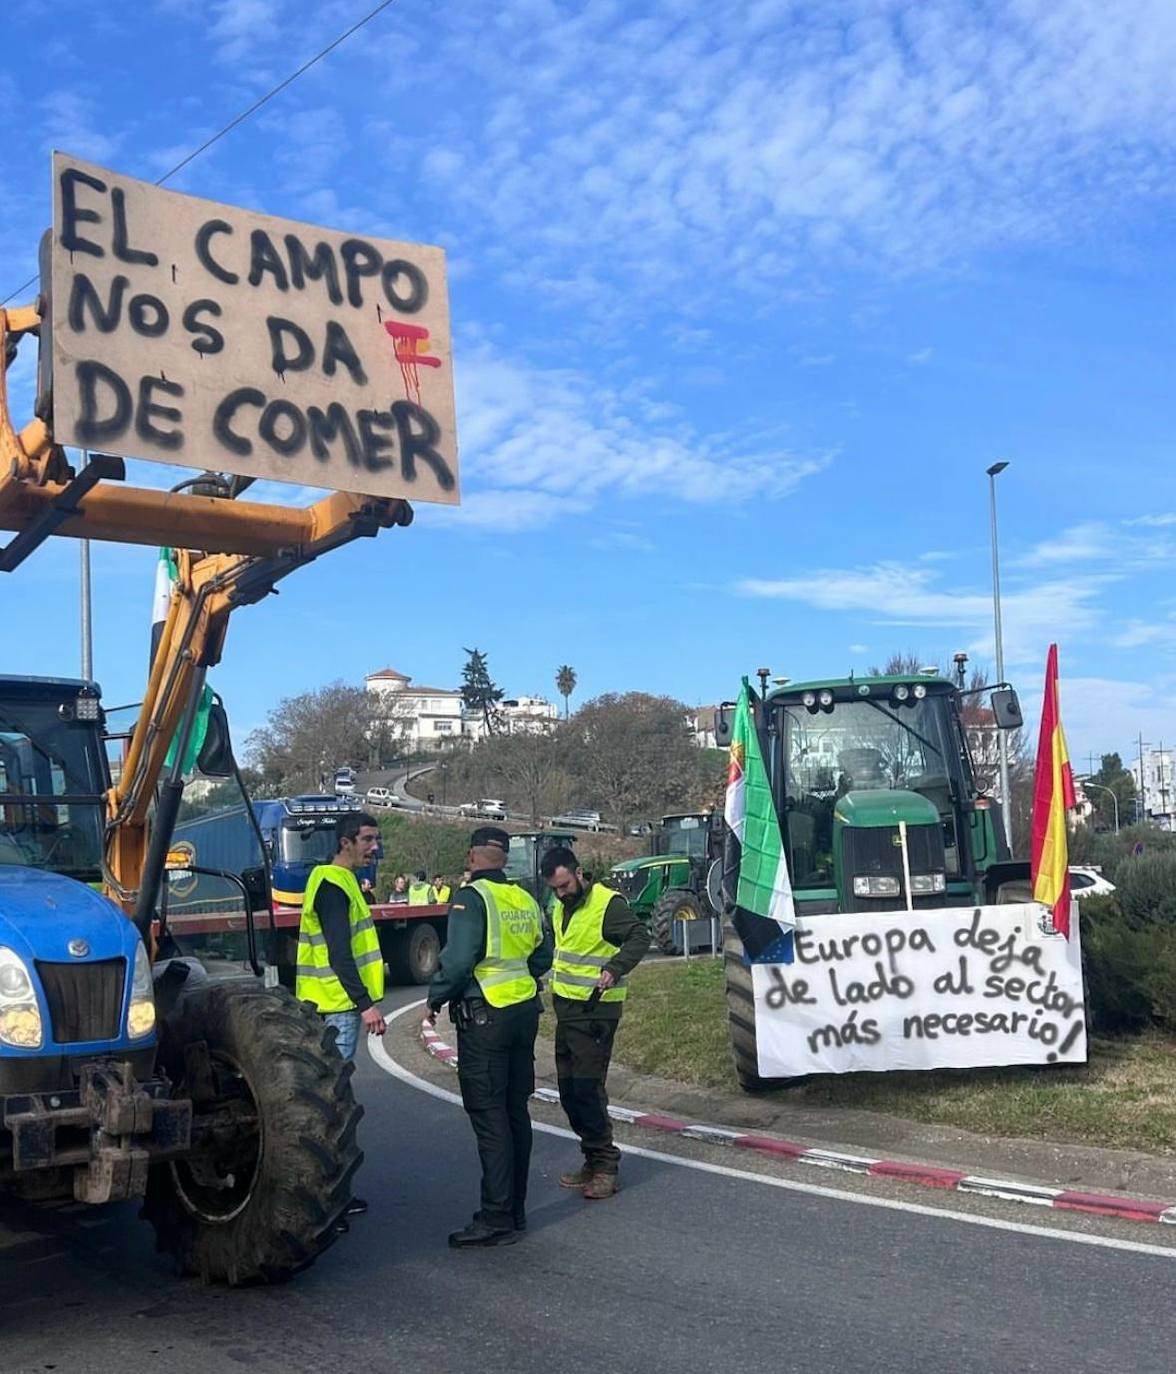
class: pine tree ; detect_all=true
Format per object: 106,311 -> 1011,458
462,647 -> 504,735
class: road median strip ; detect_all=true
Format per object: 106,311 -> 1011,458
419,1017 -> 1176,1227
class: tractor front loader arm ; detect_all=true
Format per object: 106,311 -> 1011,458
0,299 -> 413,925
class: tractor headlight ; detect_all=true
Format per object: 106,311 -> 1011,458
910,873 -> 947,895
893,684 -> 910,702
852,876 -> 900,898
0,947 -> 43,1049
802,691 -> 817,709
818,690 -> 834,707
126,940 -> 156,1040
913,683 -> 927,699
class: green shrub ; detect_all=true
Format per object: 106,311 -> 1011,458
1111,851 -> 1176,926
1080,893 -> 1176,1031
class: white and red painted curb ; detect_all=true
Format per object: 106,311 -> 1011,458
419,1018 -> 1176,1227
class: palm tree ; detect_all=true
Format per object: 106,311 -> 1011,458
555,664 -> 577,720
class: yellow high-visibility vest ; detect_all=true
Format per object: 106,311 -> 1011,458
296,864 -> 385,1012
434,883 -> 452,903
408,881 -> 435,905
470,879 -> 543,1008
551,882 -> 627,1004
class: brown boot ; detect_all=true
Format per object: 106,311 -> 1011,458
559,1165 -> 595,1189
581,1172 -> 619,1200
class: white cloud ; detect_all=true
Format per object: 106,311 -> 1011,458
406,0 -> 1176,302
908,347 -> 934,364
209,0 -> 282,64
449,344 -> 829,529
1018,521 -> 1115,567
736,559 -> 1111,666
1126,513 -> 1176,528
40,90 -> 121,163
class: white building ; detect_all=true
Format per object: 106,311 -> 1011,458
365,667 -> 464,752
1137,748 -> 1176,830
464,695 -> 559,740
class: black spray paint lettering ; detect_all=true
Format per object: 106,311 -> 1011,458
806,1011 -> 881,1055
953,910 -> 1046,977
265,316 -> 368,385
764,967 -> 817,1009
191,219 -> 429,313
69,274 -> 222,355
58,168 -> 159,265
931,956 -> 975,996
211,389 -> 454,486
827,962 -> 914,1006
794,924 -> 936,967
73,360 -> 185,452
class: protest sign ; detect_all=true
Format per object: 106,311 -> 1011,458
50,152 -> 458,504
751,904 -> 1086,1076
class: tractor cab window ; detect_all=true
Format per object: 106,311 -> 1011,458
660,817 -> 708,860
0,698 -> 106,879
778,691 -> 967,888
505,835 -> 535,881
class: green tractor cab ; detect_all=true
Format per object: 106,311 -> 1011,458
611,812 -> 724,954
504,830 -> 577,914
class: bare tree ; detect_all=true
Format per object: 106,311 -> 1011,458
246,681 -> 377,793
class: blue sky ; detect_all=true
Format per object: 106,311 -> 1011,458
2,0 -> 1175,770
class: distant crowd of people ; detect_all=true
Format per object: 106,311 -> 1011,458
386,870 -> 459,905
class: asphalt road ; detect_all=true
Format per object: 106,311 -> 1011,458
3,986 -> 1175,1374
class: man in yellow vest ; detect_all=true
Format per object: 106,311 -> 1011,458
426,826 -> 552,1247
540,845 -> 650,1200
432,873 -> 451,903
297,811 -> 386,1225
408,870 -> 435,904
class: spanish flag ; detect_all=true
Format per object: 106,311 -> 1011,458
1031,644 -> 1077,937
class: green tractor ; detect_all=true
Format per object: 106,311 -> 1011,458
610,813 -> 725,955
717,671 -> 1024,1089
504,830 -> 577,914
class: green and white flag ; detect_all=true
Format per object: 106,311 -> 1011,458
151,546 -> 212,776
722,680 -> 796,959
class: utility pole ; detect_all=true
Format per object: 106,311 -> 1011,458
986,461 -> 1012,849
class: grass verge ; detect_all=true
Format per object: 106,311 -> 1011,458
548,959 -> 1176,1157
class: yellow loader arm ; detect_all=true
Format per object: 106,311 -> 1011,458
1,301 -> 412,927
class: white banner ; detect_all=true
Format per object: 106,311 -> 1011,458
751,904 -> 1086,1077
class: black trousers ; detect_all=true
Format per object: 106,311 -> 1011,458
455,999 -> 539,1230
554,1016 -> 621,1172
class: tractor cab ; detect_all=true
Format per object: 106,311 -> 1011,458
0,676 -> 109,883
762,674 -> 1018,916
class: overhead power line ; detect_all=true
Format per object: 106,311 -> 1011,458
1,0 -> 399,306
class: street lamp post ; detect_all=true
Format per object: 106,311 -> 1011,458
1078,777 -> 1119,834
986,460 -> 1012,851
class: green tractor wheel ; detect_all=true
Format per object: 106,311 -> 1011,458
651,888 -> 707,956
723,921 -> 772,1092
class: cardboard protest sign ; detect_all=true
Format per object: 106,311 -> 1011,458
50,152 -> 458,504
752,904 -> 1086,1076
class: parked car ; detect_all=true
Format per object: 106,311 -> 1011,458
459,798 -> 508,820
1070,865 -> 1116,898
551,808 -> 615,832
366,786 -> 397,809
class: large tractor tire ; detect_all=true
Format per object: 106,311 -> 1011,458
143,982 -> 362,1285
651,888 -> 707,956
723,921 -> 772,1092
386,922 -> 441,985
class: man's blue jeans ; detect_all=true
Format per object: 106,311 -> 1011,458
323,1010 -> 362,1061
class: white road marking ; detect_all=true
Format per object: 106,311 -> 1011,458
369,1000 -> 1176,1262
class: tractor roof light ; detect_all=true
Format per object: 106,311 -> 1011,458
802,691 -> 817,710
818,689 -> 834,707
894,684 -> 910,701
913,683 -> 927,699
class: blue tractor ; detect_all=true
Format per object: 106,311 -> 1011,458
0,289 -> 414,1282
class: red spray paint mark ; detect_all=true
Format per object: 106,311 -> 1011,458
384,320 -> 442,405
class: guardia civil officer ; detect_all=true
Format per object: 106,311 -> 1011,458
426,826 -> 552,1247
295,810 -> 386,1226
539,846 -> 649,1199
